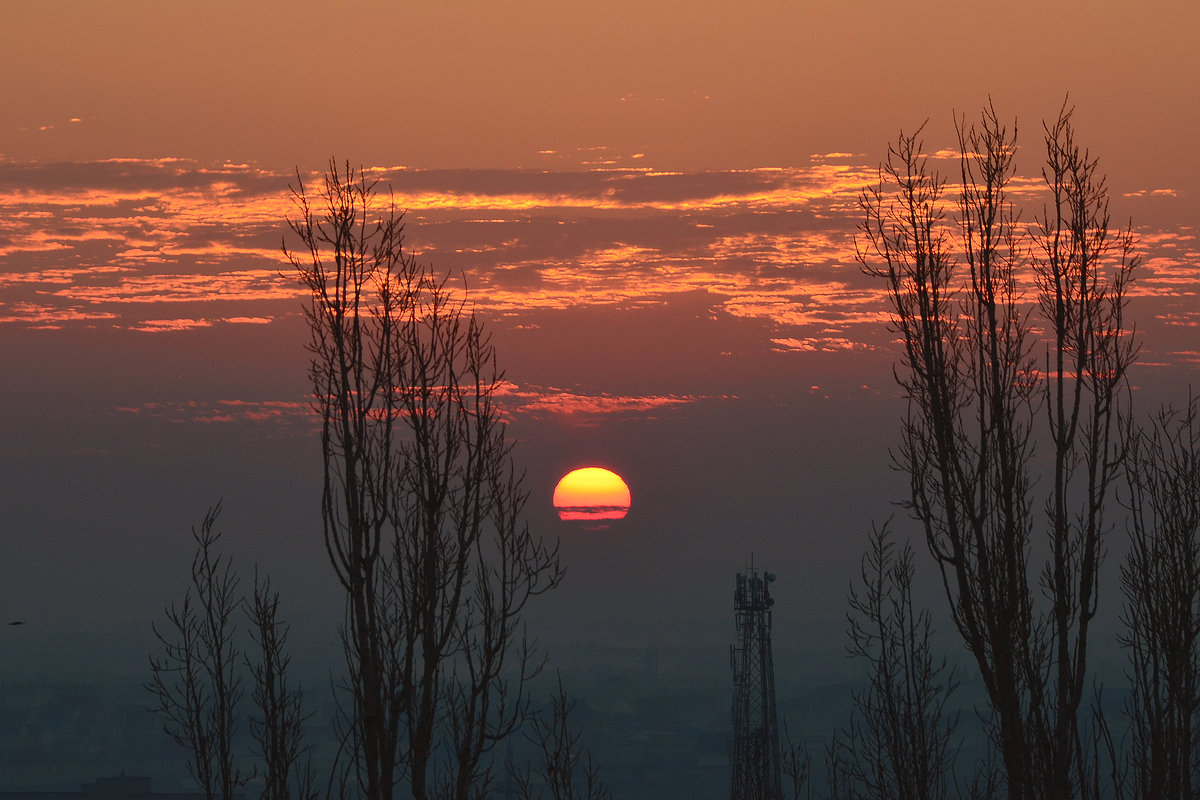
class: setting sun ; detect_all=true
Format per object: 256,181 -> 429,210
553,467 -> 631,523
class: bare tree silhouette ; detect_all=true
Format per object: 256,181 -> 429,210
285,160 -> 562,800
246,570 -> 315,800
780,720 -> 813,800
832,521 -> 958,800
1121,396 -> 1200,800
148,502 -> 247,800
393,267 -> 563,800
508,675 -> 611,800
858,101 -> 1137,800
284,160 -> 405,800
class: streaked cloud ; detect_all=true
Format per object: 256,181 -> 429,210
498,382 -> 724,425
107,385 -> 713,431
130,318 -> 214,332
128,316 -> 275,332
0,301 -> 120,327
53,269 -> 295,305
1124,188 -> 1178,198
771,336 -> 874,353
116,399 -> 313,427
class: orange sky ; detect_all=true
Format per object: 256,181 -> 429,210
2,0 -> 1199,677
3,1 -> 1197,191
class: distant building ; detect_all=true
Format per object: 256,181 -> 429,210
0,774 -> 239,800
80,776 -> 153,798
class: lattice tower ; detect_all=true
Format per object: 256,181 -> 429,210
730,562 -> 782,800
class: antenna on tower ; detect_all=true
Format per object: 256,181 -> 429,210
730,558 -> 782,800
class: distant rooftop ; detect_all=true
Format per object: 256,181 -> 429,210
0,774 -> 241,800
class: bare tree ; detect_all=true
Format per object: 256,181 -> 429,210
857,101 -> 1137,800
1034,108 -> 1137,800
285,161 -> 562,800
834,521 -> 958,800
395,272 -> 564,800
508,675 -> 611,800
285,161 -> 408,800
148,502 -> 246,800
825,733 -> 853,800
1120,396 -> 1200,800
780,720 -> 813,800
246,570 -> 314,800
1077,693 -> 1123,800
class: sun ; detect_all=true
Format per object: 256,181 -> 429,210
553,467 -> 631,524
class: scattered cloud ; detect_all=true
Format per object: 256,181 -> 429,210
1,156 -> 1197,377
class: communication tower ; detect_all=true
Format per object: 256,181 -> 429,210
730,559 -> 782,800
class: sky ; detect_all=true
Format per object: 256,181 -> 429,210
2,1 -> 1199,689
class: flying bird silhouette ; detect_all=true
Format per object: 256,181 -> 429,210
7,621 -> 25,626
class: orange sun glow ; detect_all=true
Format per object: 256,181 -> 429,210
552,467 -> 631,523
